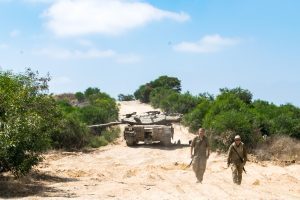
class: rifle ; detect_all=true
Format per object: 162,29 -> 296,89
232,146 -> 247,174
184,157 -> 194,169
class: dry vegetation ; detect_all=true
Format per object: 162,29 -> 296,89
254,135 -> 300,165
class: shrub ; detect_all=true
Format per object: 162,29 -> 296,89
251,100 -> 300,139
150,75 -> 181,92
51,113 -> 89,150
89,136 -> 109,148
255,135 -> 300,162
75,92 -> 85,103
88,127 -> 120,148
183,99 -> 212,132
84,87 -> 100,98
102,127 -> 120,143
0,69 -> 60,176
134,75 -> 181,103
53,88 -> 119,150
204,110 -> 257,151
134,84 -> 152,103
150,89 -> 200,114
219,87 -> 253,104
118,94 -> 135,101
149,88 -> 176,109
201,91 -> 261,150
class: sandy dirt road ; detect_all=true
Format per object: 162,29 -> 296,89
5,101 -> 299,200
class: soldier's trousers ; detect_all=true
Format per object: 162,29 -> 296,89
192,156 -> 207,182
231,163 -> 243,185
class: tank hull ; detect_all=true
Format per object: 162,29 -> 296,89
124,125 -> 174,146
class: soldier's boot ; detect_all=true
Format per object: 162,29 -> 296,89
196,173 -> 203,183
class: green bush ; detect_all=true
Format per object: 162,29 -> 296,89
183,98 -> 212,132
134,84 -> 153,103
118,94 -> 135,101
0,69 -> 60,176
75,92 -> 85,103
84,87 -> 100,98
204,110 -> 257,150
219,87 -> 253,104
89,136 -> 109,148
150,75 -> 181,92
164,92 -> 200,114
52,87 -> 119,150
149,88 -> 177,109
251,100 -> 300,139
88,128 -> 120,148
102,127 -> 120,142
134,76 -> 181,103
51,113 -> 89,150
150,88 -> 200,114
57,99 -> 79,114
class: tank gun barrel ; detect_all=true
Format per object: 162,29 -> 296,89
88,121 -> 123,128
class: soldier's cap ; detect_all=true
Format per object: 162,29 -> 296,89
234,135 -> 241,140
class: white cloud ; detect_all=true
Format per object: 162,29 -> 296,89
32,46 -> 141,63
10,29 -> 20,37
33,47 -> 116,59
43,0 -> 190,37
173,34 -> 240,53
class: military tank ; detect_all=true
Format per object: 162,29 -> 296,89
89,111 -> 182,146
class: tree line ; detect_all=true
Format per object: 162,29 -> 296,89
133,76 -> 300,151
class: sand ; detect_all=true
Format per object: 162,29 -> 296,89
5,101 -> 299,200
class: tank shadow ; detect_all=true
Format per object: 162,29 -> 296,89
0,171 -> 78,198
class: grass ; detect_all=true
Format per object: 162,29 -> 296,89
88,127 -> 120,148
254,135 -> 300,163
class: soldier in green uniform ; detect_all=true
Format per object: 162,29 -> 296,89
227,135 -> 247,185
190,128 -> 210,183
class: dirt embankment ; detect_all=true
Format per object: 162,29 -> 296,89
0,101 -> 299,200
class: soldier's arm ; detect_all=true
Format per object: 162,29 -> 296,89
227,145 -> 232,166
206,138 -> 210,158
243,144 -> 248,165
190,138 -> 195,158
190,146 -> 194,158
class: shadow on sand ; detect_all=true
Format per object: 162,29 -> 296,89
129,142 -> 191,150
0,171 -> 78,199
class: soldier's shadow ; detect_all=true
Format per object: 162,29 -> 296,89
129,142 -> 190,150
0,171 -> 78,198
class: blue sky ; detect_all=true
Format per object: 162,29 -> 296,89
0,0 -> 299,106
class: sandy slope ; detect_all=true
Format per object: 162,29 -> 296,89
12,101 -> 300,200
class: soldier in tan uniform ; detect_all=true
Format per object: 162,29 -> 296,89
227,135 -> 247,185
190,128 -> 210,183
